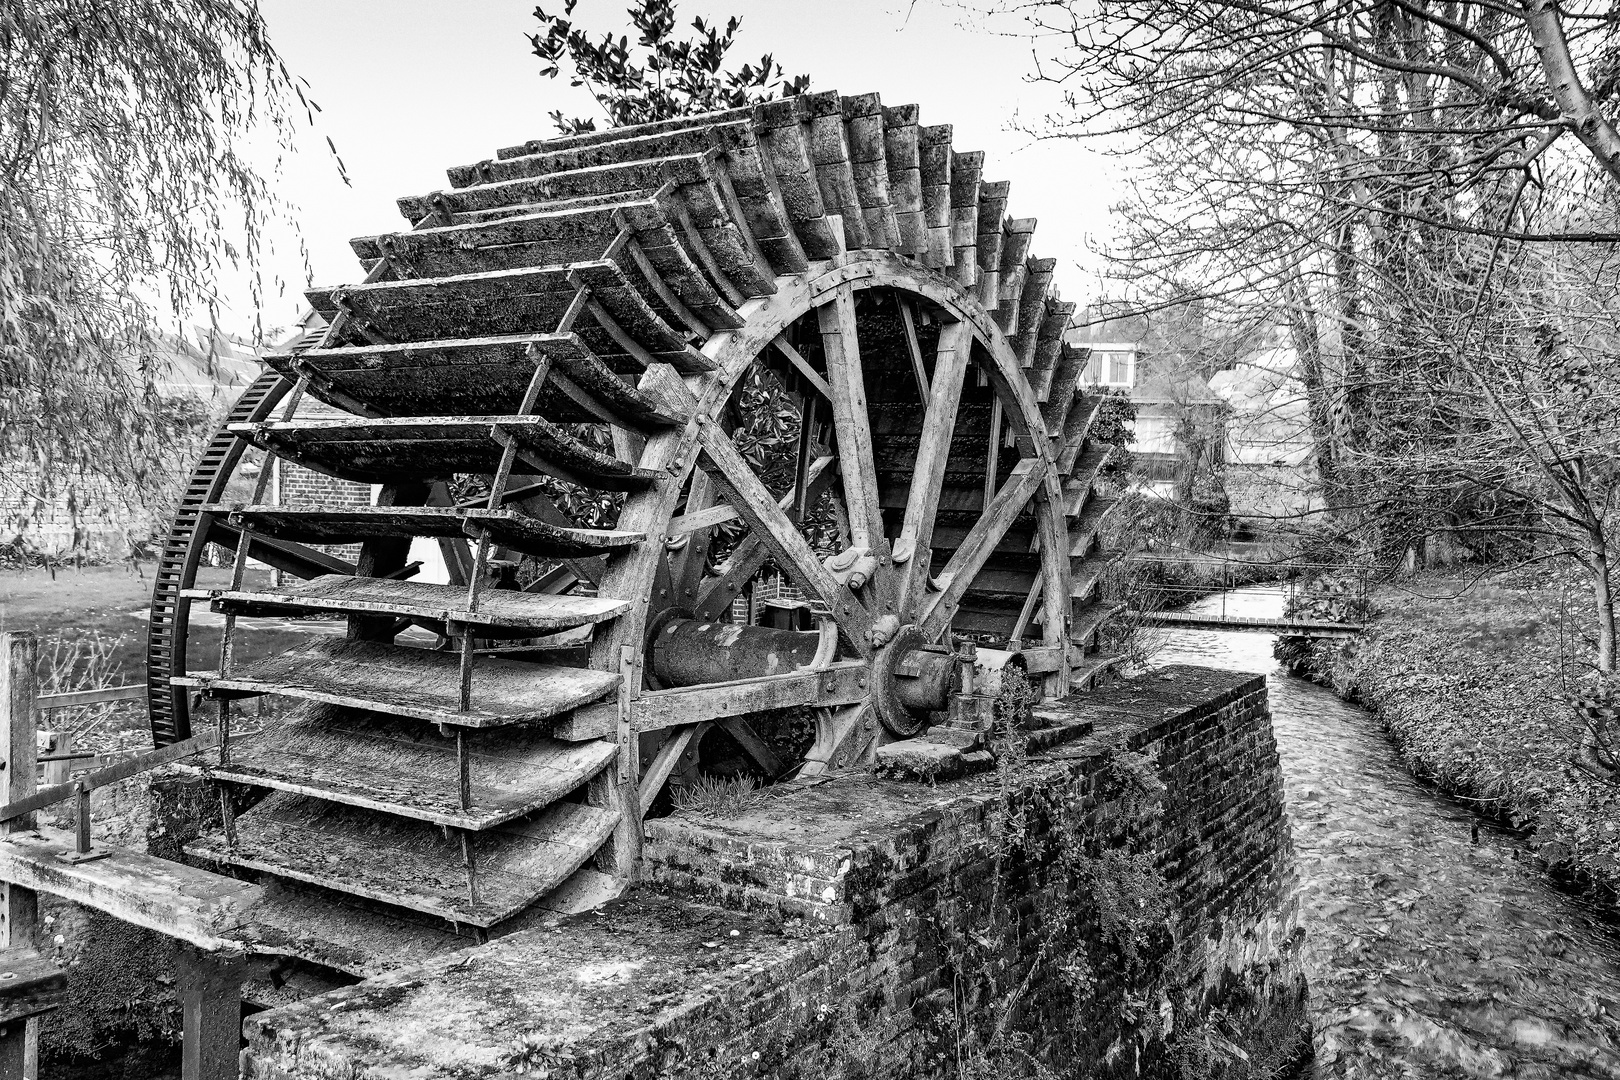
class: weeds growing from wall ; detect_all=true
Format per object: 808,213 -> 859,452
672,774 -> 767,818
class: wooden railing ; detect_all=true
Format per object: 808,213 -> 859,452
0,632 -> 224,1079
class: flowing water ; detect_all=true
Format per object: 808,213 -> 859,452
1158,588 -> 1620,1078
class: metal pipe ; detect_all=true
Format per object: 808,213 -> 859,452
892,648 -> 960,712
650,619 -> 823,687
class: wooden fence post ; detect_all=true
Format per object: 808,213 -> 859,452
1,633 -> 39,1080
175,945 -> 244,1080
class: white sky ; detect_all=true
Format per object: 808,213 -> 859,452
244,0 -> 1122,335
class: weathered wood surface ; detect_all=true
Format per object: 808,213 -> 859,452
35,685 -> 146,710
0,635 -> 36,1080
187,794 -> 617,927
200,504 -> 643,560
177,638 -> 619,729
0,827 -> 263,950
188,574 -> 628,633
230,416 -> 657,489
213,704 -> 617,829
308,261 -> 704,371
265,332 -> 676,425
896,320 -> 971,609
637,723 -> 704,809
922,459 -> 1048,639
0,950 -> 65,1025
239,879 -> 474,978
0,730 -> 219,825
176,946 -> 243,1080
573,662 -> 869,734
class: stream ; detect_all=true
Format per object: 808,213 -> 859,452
1157,587 -> 1620,1078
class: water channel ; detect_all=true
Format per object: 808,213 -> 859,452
1159,587 -> 1620,1078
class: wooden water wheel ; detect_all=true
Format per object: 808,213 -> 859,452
145,91 -> 1121,932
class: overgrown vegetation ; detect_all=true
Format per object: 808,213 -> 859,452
1289,563 -> 1620,899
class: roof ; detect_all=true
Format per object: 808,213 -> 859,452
1130,363 -> 1225,407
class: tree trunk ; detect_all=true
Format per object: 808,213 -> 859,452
1592,539 -> 1616,673
1522,0 -> 1620,192
1284,271 -> 1341,509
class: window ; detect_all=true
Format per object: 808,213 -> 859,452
1077,344 -> 1137,388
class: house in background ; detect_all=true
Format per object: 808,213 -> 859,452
1065,309 -> 1321,526
1064,320 -> 1226,499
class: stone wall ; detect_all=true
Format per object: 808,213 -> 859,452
241,666 -> 1306,1080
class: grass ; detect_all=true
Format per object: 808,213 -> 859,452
0,559 -> 345,739
1297,561 -> 1620,900
672,774 -> 768,818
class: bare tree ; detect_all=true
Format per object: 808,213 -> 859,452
1001,0 -> 1620,670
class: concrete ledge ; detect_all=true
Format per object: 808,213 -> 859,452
242,892 -> 834,1080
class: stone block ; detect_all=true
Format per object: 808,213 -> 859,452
874,738 -> 966,781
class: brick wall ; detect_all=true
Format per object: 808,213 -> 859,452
241,665 -> 1306,1080
271,446 -> 372,570
0,465 -> 152,558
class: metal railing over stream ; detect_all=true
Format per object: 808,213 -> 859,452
1122,554 -> 1375,637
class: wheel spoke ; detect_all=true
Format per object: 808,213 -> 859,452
897,297 -> 930,401
771,336 -> 832,401
895,321 -> 973,614
695,536 -> 770,620
920,457 -> 1049,640
1035,467 -> 1072,681
669,469 -> 718,609
816,286 -> 885,552
694,415 -> 874,655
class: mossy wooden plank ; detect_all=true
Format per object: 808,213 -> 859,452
0,949 -> 66,1023
229,416 -> 657,490
351,204 -> 627,267
177,638 -> 619,729
494,106 -> 754,159
212,703 -> 617,829
197,504 -> 642,560
307,262 -> 702,367
0,827 -> 262,950
187,794 -> 617,927
396,154 -> 710,222
451,123 -> 749,188
186,574 -> 629,632
265,332 -> 676,425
